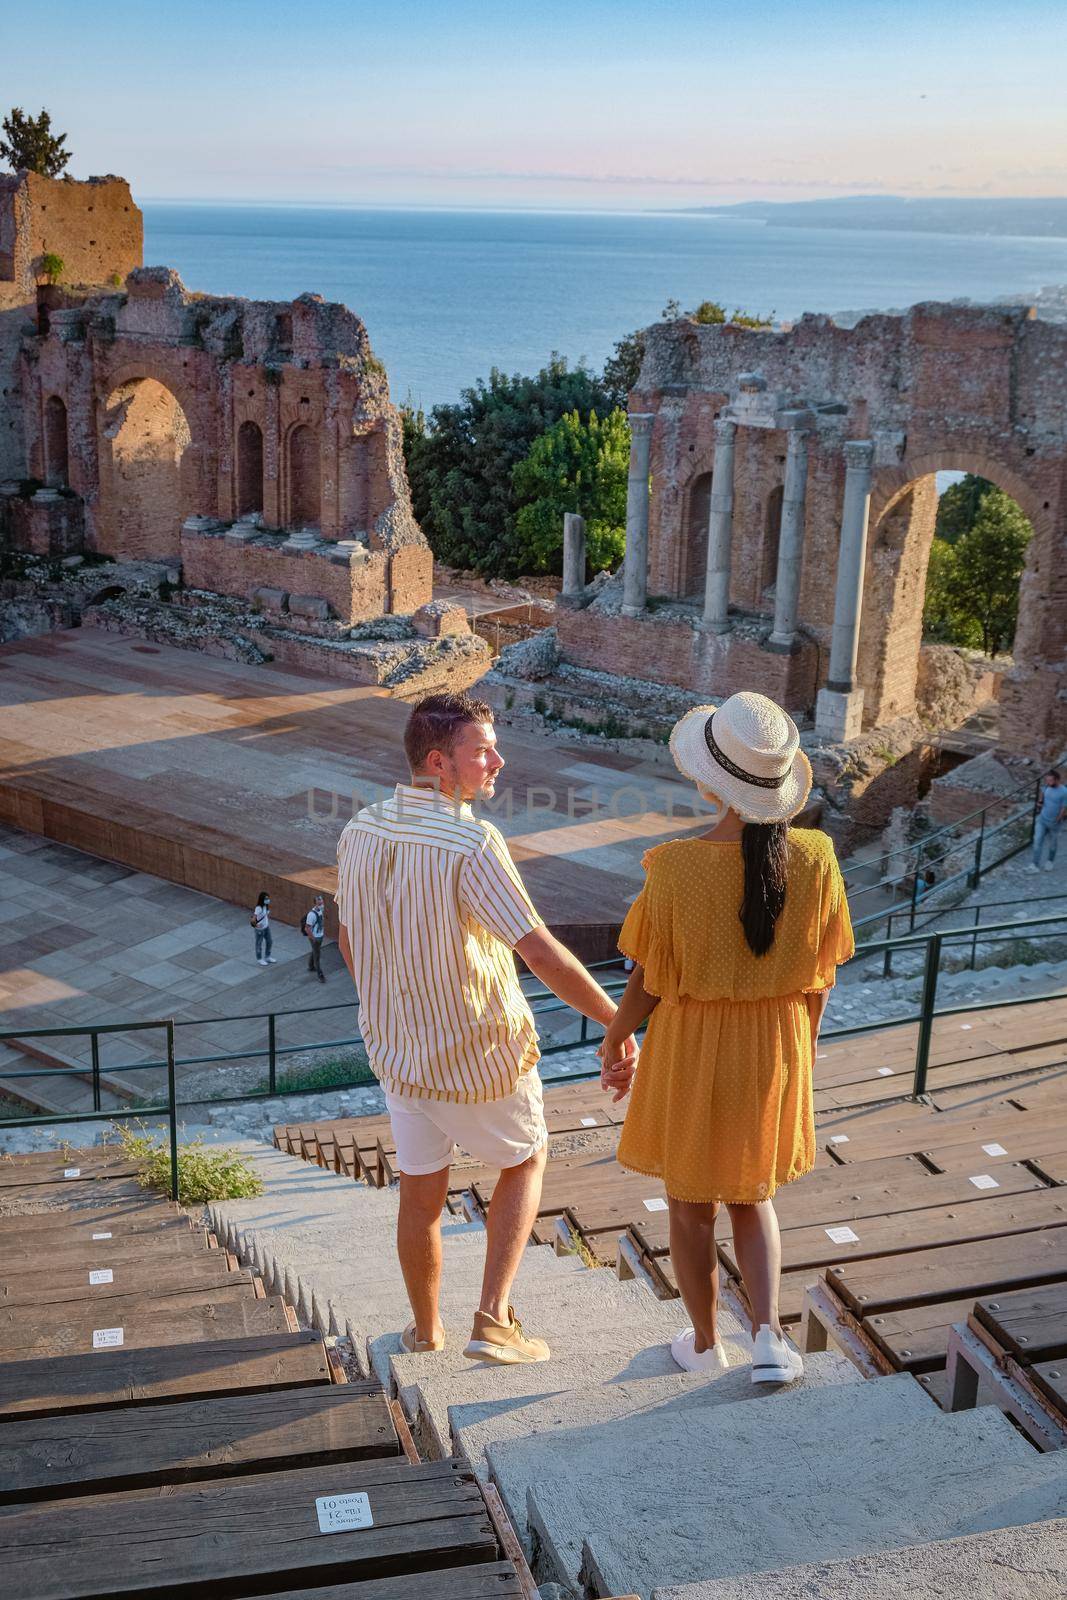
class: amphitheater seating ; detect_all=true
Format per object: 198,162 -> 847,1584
0,1147 -> 540,1599
277,995 -> 1067,1429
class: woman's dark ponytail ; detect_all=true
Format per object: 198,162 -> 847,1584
740,822 -> 788,955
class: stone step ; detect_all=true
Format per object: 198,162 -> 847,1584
648,1516 -> 1067,1600
459,1348 -> 857,1502
502,1377 -> 1055,1595
388,1276 -> 748,1415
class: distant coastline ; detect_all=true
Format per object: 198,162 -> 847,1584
679,196 -> 1067,240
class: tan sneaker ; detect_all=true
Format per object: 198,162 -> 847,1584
463,1305 -> 550,1364
400,1322 -> 445,1354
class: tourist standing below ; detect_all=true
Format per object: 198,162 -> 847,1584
251,891 -> 275,965
599,693 -> 854,1385
335,692 -> 635,1363
1030,768 -> 1067,873
304,894 -> 326,982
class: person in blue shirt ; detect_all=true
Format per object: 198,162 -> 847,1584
1030,768 -> 1067,873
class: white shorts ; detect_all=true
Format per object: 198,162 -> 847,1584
385,1070 -> 547,1176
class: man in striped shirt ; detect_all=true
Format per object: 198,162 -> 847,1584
336,692 -> 635,1364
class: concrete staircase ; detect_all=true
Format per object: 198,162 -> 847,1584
210,1140 -> 1067,1600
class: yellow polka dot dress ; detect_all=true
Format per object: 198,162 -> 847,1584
616,829 -> 854,1204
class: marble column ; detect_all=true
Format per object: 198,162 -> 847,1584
701,418 -> 737,632
562,511 -> 587,597
768,425 -> 810,650
816,440 -> 874,741
621,413 -> 655,617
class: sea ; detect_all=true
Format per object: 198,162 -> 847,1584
142,205 -> 1067,414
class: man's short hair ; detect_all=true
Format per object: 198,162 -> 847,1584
404,692 -> 494,772
1048,768 -> 1061,781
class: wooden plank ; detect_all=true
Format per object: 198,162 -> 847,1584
973,1284 -> 1067,1363
720,1188 -> 1067,1278
0,1177 -> 151,1208
0,1255 -> 245,1311
829,1229 -> 1067,1318
0,1385 -> 399,1503
0,1331 -> 332,1421
0,1152 -> 143,1188
246,1563 -> 525,1599
863,1298 -> 976,1372
823,1101 -> 1034,1163
0,1457 -> 498,1600
1032,1149 -> 1067,1184
0,1204 -> 183,1237
1030,1359 -> 1067,1417
0,1229 -> 208,1274
0,1289 -> 286,1361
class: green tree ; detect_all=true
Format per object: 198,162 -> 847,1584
511,408 -> 630,575
923,537 -> 978,647
923,486 -> 1031,655
403,356 -> 613,576
951,489 -> 1031,655
934,473 -> 993,544
0,107 -> 70,177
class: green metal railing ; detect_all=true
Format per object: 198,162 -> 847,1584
852,792 -> 1038,940
0,1018 -> 181,1200
0,919 -> 1063,1148
841,777 -> 1038,902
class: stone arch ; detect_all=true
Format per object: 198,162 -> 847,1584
857,456 -> 1040,728
682,471 -> 711,598
761,484 -> 783,599
44,395 -> 69,488
237,420 -> 263,517
287,423 -> 320,529
98,377 -> 193,559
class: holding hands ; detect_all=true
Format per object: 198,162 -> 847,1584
598,1026 -> 639,1102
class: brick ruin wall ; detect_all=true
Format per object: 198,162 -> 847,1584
1,173 -> 141,483
589,303 -> 1067,756
0,172 -> 432,628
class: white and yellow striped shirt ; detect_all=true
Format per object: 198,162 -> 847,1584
335,783 -> 544,1103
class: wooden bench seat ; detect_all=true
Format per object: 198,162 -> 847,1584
0,1202 -> 182,1236
0,1330 -> 332,1421
0,1457 -> 498,1600
721,1186 -> 1067,1279
972,1283 -> 1067,1363
828,1228 -> 1067,1318
0,1254 -> 245,1310
0,1290 -> 293,1362
246,1565 -> 526,1600
0,1384 -> 399,1504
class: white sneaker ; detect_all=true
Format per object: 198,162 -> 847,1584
670,1327 -> 730,1375
256,958 -> 268,966
1027,863 -> 1041,874
1044,862 -> 1056,873
751,1324 -> 804,1385
266,956 -> 277,962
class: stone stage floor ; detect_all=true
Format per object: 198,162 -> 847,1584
0,628 -> 707,942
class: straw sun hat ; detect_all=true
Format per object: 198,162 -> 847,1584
669,692 -> 812,825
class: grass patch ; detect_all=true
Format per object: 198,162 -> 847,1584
254,1049 -> 376,1096
115,1121 -> 264,1203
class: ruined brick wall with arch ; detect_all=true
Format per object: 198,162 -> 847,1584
12,262 -> 431,619
624,303 -> 1067,754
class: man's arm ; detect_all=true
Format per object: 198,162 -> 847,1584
338,921 -> 355,982
514,925 -> 618,1027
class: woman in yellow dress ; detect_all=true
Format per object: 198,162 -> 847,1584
599,692 -> 853,1385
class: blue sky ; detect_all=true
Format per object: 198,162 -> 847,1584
5,0 -> 1066,207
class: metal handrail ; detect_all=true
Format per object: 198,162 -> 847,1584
1,912 -> 1065,1134
852,799 -> 1036,942
839,776 -> 1038,888
0,1019 -> 180,1200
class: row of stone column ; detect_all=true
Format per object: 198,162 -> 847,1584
604,413 -> 875,697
